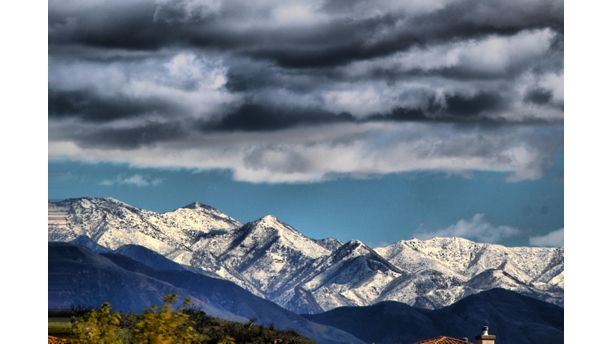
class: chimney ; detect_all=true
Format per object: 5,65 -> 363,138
475,326 -> 495,344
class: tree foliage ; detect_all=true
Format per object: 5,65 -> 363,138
71,302 -> 122,344
185,309 -> 314,344
65,295 -> 315,343
131,294 -> 202,344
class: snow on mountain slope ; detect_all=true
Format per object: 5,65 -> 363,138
48,197 -> 241,255
372,237 -> 564,309
295,240 -> 404,312
181,215 -> 335,298
48,197 -> 564,313
375,237 -> 563,285
376,268 -> 468,309
315,237 -> 344,251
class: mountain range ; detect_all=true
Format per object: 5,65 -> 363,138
49,241 -> 364,344
304,288 -> 563,344
48,197 -> 563,314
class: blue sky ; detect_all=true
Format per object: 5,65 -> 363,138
49,149 -> 562,247
48,0 -> 563,247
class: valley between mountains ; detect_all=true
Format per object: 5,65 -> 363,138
48,197 -> 563,314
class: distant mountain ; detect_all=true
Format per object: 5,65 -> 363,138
49,242 -> 364,344
48,197 -> 563,313
48,197 -> 241,260
304,288 -> 563,344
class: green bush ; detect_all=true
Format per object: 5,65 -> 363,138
71,302 -> 122,344
131,294 -> 202,344
64,295 -> 315,343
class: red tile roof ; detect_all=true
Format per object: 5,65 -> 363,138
414,336 -> 470,344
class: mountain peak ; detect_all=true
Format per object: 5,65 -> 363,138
346,239 -> 366,247
104,196 -> 129,204
248,215 -> 287,229
244,215 -> 303,236
182,201 -> 215,210
260,214 -> 280,223
56,197 -> 140,211
236,215 -> 332,259
336,240 -> 371,255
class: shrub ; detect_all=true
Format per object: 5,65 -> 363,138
71,302 -> 122,344
130,294 -> 203,344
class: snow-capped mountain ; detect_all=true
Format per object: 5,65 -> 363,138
48,197 -> 564,313
48,197 -> 241,260
374,238 -> 564,308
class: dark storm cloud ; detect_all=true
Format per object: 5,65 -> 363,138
48,0 -> 564,182
203,104 -> 353,132
372,93 -> 507,122
67,121 -> 186,150
250,1 -> 562,69
444,93 -> 505,118
48,89 -> 176,122
524,88 -> 554,105
49,0 -> 562,68
370,93 -> 510,123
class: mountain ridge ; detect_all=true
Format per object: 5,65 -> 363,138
303,288 -> 563,344
49,241 -> 365,344
48,197 -> 564,313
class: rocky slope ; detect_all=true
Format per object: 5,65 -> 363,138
48,197 -> 564,313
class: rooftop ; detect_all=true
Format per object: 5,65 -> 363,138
415,336 -> 470,344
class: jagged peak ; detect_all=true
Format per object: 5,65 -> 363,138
52,196 -> 140,210
336,240 -> 371,254
248,214 -> 288,229
241,215 -> 305,237
167,201 -> 241,226
261,214 -> 279,222
104,196 -> 127,203
181,201 -> 216,210
346,239 -> 366,247
236,215 -> 332,258
332,239 -> 404,273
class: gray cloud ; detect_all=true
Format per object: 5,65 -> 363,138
49,0 -> 562,66
48,89 -> 178,122
49,122 -> 562,183
48,0 -> 563,183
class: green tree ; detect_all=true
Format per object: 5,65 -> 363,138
71,302 -> 122,344
130,294 -> 203,344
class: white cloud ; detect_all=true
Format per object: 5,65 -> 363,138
529,228 -> 563,247
417,213 -> 521,243
49,121 -> 561,183
345,29 -> 556,76
99,174 -> 163,187
48,51 -> 238,121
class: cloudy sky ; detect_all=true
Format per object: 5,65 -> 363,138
48,0 -> 563,247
